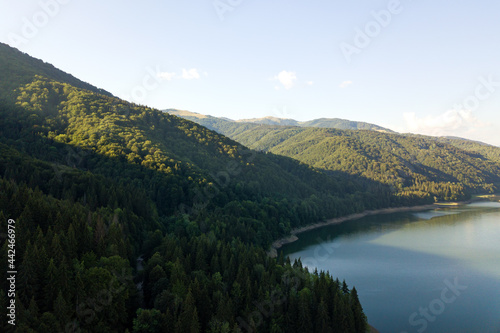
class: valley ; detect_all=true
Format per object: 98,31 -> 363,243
1,42 -> 499,332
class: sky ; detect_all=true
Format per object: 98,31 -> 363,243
1,0 -> 500,146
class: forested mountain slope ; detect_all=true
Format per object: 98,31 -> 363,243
166,109 -> 392,133
0,44 -> 373,332
0,42 -> 112,100
169,112 -> 500,202
436,136 -> 500,164
236,116 -> 393,132
238,116 -> 393,132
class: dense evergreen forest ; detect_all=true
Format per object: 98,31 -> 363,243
169,110 -> 500,202
0,43 -> 377,332
2,42 -> 499,332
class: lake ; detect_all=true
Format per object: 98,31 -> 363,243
282,201 -> 500,333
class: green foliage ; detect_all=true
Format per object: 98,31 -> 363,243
0,73 -> 404,246
0,43 -> 374,332
174,112 -> 500,202
133,309 -> 163,333
166,109 -> 393,132
3,40 -> 499,332
138,236 -> 367,332
0,42 -> 112,101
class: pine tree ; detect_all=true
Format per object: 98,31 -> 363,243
297,288 -> 313,332
342,280 -> 350,295
43,259 -> 58,310
176,290 -> 200,333
315,298 -> 331,333
56,256 -> 71,299
26,296 -> 40,329
39,312 -> 60,333
350,287 -> 368,333
50,233 -> 64,264
331,291 -> 342,332
65,223 -> 78,259
340,296 -> 355,332
18,242 -> 39,306
190,307 -> 201,333
54,291 -> 70,328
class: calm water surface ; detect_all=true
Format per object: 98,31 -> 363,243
283,201 -> 500,333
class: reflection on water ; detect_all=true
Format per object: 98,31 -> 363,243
372,206 -> 500,279
283,201 -> 500,333
412,209 -> 462,220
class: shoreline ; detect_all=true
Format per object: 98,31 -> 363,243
268,201 -> 470,258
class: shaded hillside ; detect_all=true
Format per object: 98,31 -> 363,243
261,128 -> 500,199
0,44 -> 375,332
435,136 -> 500,164
169,111 -> 500,201
2,76 -> 400,234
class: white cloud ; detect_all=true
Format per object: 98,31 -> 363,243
274,70 -> 297,90
157,72 -> 176,81
306,81 -> 314,86
402,109 -> 488,137
181,68 -> 201,80
339,80 -> 353,88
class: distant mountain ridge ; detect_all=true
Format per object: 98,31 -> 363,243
166,109 -> 500,201
238,116 -> 394,132
166,109 -> 393,132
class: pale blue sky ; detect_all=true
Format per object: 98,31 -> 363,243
1,0 -> 500,145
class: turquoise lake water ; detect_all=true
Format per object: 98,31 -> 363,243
283,201 -> 500,332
